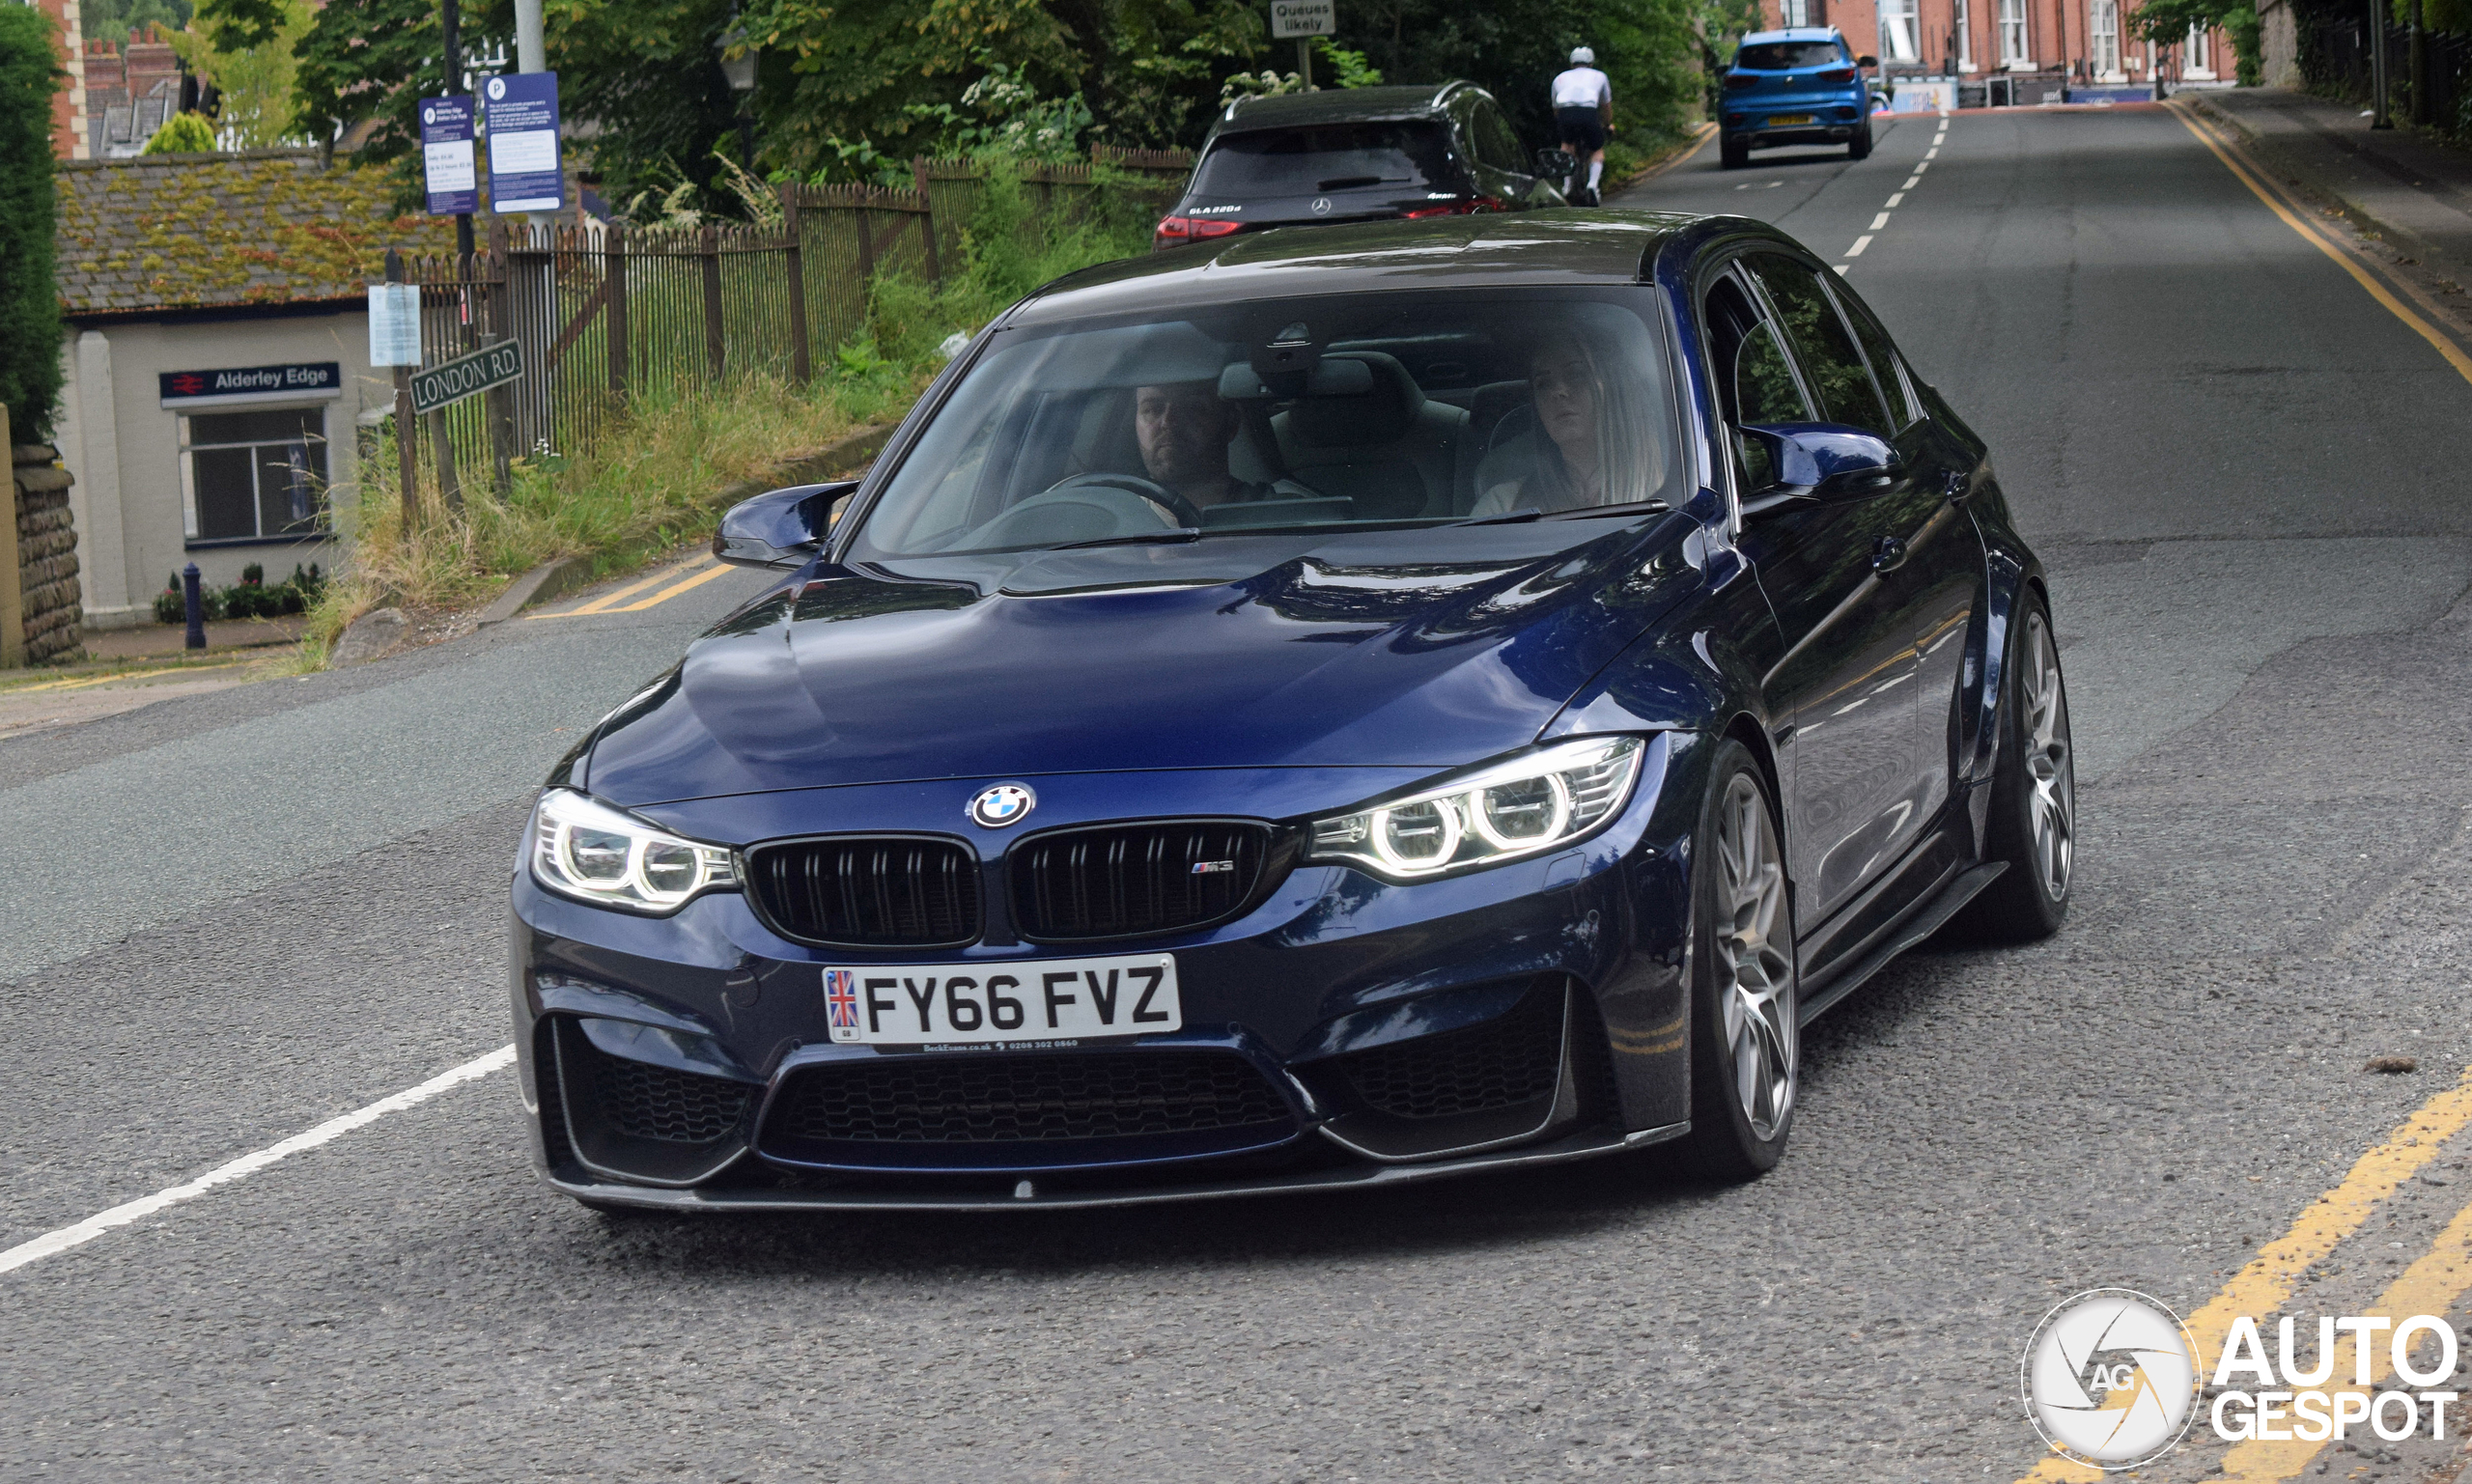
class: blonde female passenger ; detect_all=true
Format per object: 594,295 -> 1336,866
1470,322 -> 1666,516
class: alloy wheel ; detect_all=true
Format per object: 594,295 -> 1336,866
1714,773 -> 1796,1141
2021,611 -> 2075,902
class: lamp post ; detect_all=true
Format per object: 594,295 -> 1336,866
716,13 -> 757,171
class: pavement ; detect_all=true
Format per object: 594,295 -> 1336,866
7,107 -> 2472,1482
2185,86 -> 2472,280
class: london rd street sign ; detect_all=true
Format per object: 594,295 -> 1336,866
409,340 -> 524,416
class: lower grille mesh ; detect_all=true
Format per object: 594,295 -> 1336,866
592,1049 -> 755,1144
1335,982 -> 1565,1119
771,1051 -> 1293,1143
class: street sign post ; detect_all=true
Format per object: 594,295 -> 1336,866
409,340 -> 524,416
1269,0 -> 1334,88
484,71 -> 565,214
420,96 -> 477,216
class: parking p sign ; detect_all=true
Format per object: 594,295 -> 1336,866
1271,0 -> 1334,38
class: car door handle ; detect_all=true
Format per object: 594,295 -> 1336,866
1871,535 -> 1909,574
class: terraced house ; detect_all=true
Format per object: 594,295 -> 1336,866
49,151 -> 451,629
1756,0 -> 2239,99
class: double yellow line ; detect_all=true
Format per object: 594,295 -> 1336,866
6,658 -> 252,693
523,553 -> 737,620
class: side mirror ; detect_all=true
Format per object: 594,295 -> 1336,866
1736,424 -> 1898,518
1856,53 -> 1878,68
1533,147 -> 1580,179
714,480 -> 858,569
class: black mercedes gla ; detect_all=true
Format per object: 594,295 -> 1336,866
515,212 -> 2075,1212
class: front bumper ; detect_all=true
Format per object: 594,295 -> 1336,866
511,738 -> 1707,1210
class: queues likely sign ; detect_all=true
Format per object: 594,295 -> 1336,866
408,340 -> 524,415
1270,0 -> 1334,38
157,362 -> 343,406
420,95 -> 477,216
484,71 -> 565,214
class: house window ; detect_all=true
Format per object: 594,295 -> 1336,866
1956,0 -> 1976,68
2091,0 -> 2119,73
180,407 -> 330,544
2185,22 -> 2213,74
1878,0 -> 1921,61
1782,0 -> 1811,26
1999,0 -> 2030,65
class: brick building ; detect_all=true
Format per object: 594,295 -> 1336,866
81,34 -> 184,157
1755,0 -> 2235,93
23,0 -> 92,159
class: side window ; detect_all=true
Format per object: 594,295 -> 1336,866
1475,104 -> 1527,174
1745,253 -> 1895,437
1702,271 -> 1812,490
1829,284 -> 1921,431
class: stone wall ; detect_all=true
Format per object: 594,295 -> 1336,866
14,443 -> 83,665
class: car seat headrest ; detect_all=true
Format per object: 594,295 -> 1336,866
1284,352 -> 1424,449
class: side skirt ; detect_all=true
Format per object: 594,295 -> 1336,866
1797,860 -> 2008,1026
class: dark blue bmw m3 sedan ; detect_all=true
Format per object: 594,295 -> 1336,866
513,211 -> 2077,1212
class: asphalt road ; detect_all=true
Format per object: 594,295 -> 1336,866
9,105 -> 2472,1482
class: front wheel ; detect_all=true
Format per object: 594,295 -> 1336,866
1948,598 -> 2074,943
1673,740 -> 1798,1181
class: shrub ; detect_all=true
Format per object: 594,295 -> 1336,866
141,110 -> 220,154
0,5 -> 64,435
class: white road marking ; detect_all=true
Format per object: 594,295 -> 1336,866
1913,158 -> 1930,172
0,1046 -> 517,1277
1869,211 -> 1892,230
1886,192 -> 1905,207
1924,147 -> 1939,159
1902,175 -> 1923,189
1846,235 -> 1873,257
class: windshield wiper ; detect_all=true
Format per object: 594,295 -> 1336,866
1448,507 -> 1544,525
1543,500 -> 1673,519
1044,529 -> 1203,552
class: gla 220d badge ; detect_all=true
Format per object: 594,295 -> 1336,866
969,783 -> 1036,828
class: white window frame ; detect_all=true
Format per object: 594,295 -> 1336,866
2184,23 -> 2216,77
1878,0 -> 1921,62
2090,0 -> 2121,78
1782,0 -> 1812,27
1999,0 -> 2031,67
177,403 -> 333,545
1956,0 -> 1977,70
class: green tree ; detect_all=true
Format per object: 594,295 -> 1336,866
290,0 -> 511,201
2131,0 -> 2262,87
81,0 -> 194,48
171,0 -> 310,147
140,108 -> 220,151
0,4 -> 64,434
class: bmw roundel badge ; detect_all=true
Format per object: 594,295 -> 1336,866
970,783 -> 1036,828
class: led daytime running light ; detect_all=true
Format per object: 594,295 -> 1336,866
529,788 -> 741,914
1306,737 -> 1645,882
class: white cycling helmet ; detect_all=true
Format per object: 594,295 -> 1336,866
1570,45 -> 1595,65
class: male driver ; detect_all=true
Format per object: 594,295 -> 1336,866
1133,380 -> 1268,509
1553,46 -> 1613,207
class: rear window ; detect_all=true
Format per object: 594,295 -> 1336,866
1192,123 -> 1461,198
1733,42 -> 1845,70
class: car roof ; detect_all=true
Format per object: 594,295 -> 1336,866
1001,211 -> 1716,326
1736,27 -> 1844,47
1213,81 -> 1476,132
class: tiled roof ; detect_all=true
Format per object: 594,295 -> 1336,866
54,150 -> 456,318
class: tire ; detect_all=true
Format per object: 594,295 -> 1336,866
1673,740 -> 1798,1182
1720,135 -> 1750,170
1849,123 -> 1873,160
1947,597 -> 2075,943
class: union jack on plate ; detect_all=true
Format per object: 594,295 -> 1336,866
826,968 -> 860,1037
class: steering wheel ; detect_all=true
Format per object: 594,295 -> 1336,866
966,472 -> 1206,549
1039,472 -> 1204,528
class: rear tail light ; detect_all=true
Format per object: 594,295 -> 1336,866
1153,215 -> 1242,250
1725,73 -> 1758,89
1816,67 -> 1856,83
1402,196 -> 1506,219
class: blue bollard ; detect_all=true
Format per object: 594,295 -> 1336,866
182,563 -> 206,651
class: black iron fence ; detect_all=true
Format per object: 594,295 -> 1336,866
384,150 -> 1192,509
2302,14 -> 2472,133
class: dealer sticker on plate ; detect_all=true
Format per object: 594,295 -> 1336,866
824,953 -> 1180,1046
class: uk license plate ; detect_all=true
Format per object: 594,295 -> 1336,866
1769,113 -> 1816,126
824,953 -> 1181,1047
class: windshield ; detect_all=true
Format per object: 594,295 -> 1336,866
1734,42 -> 1845,70
846,292 -> 1683,561
1190,123 -> 1463,198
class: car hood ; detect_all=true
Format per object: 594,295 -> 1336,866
580,517 -> 1702,807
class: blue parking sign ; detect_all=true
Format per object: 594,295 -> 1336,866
420,96 -> 476,215
484,71 -> 565,215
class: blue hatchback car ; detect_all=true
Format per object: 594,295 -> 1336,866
512,212 -> 2075,1214
1722,27 -> 1877,168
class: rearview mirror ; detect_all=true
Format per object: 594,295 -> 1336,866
1736,424 -> 1898,518
714,480 -> 858,569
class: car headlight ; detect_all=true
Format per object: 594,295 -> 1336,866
1306,736 -> 1646,882
528,788 -> 740,913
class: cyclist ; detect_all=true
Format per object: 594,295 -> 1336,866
1553,46 -> 1613,206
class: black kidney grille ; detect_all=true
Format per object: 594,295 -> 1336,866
1012,822 -> 1273,939
1335,982 -> 1566,1120
750,836 -> 980,946
772,1051 -> 1293,1144
590,1048 -> 754,1144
